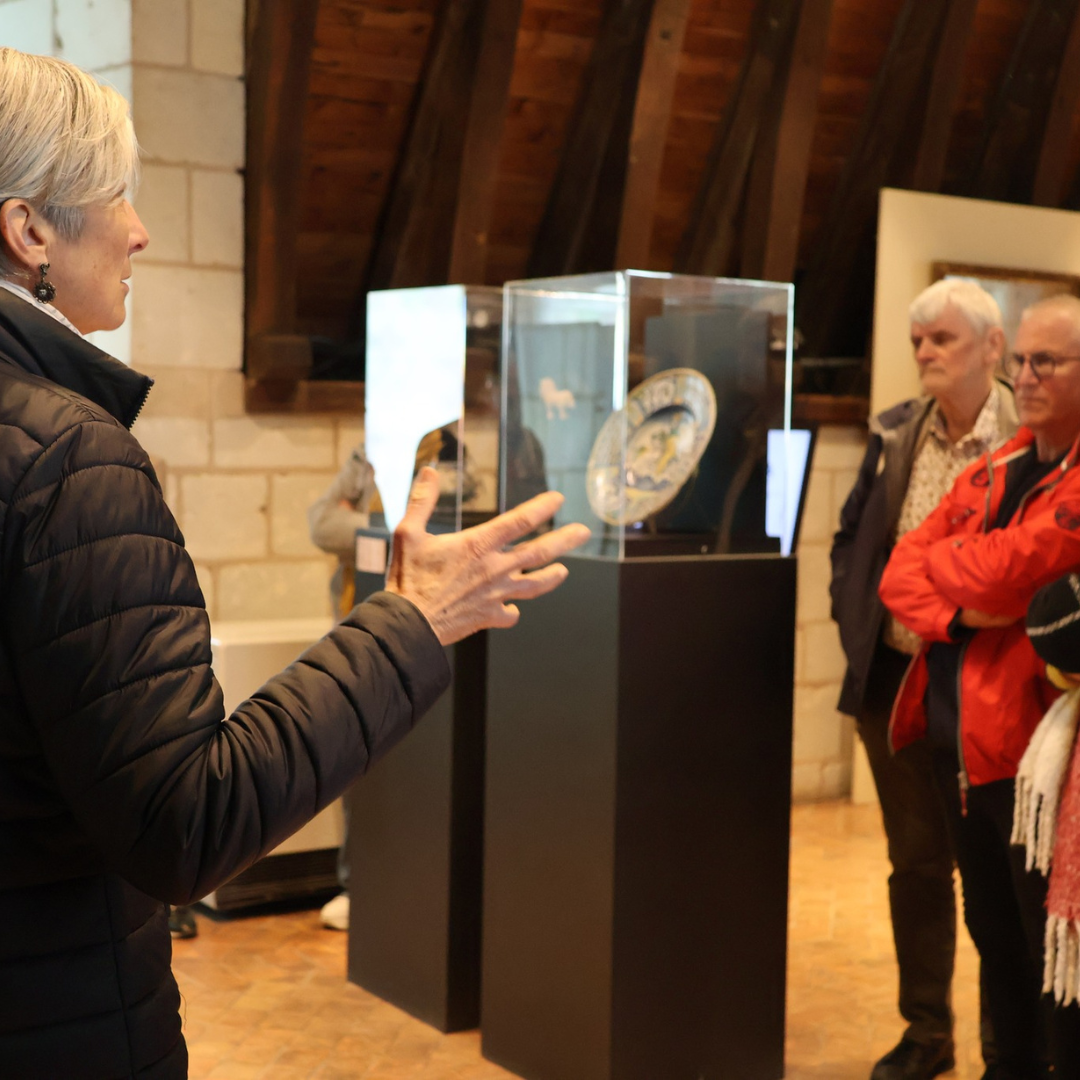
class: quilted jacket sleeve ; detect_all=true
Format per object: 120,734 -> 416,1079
3,418 -> 450,903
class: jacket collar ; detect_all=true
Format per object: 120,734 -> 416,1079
870,378 -> 1018,442
992,425 -> 1080,473
0,286 -> 152,430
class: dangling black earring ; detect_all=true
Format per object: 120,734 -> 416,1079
33,263 -> 56,304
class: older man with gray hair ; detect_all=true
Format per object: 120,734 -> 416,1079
832,278 -> 1016,1080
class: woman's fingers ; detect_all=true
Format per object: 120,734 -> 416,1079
397,466 -> 441,534
471,490 -> 567,554
505,523 -> 591,572
504,563 -> 570,599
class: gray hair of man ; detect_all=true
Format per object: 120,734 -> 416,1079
1019,293 -> 1080,337
0,47 -> 139,279
908,278 -> 1004,338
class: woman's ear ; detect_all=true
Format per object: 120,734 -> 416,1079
0,199 -> 50,278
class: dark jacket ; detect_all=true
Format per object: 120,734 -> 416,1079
830,383 -> 1017,717
0,289 -> 450,1079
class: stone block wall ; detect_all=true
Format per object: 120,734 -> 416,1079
0,0 -> 872,800
792,425 -> 869,800
0,0 -> 354,624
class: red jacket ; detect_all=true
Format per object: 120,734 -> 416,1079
879,427 -> 1080,787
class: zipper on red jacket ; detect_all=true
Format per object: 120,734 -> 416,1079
955,636 -> 971,815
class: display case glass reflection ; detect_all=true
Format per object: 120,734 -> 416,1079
365,285 -> 501,537
501,271 -> 802,559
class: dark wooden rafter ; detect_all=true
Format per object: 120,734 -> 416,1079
795,0 -> 956,356
526,0 -> 655,278
614,0 -> 693,271
245,0 -> 320,379
673,0 -> 802,277
909,0 -> 980,191
739,0 -> 834,283
447,0 -> 525,283
965,0 -> 1080,204
362,0 -> 483,293
1032,4 -> 1080,206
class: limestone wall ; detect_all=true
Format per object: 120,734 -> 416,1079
0,0 -> 353,624
792,425 -> 868,801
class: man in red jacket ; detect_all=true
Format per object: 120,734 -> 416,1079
880,294 -> 1080,1078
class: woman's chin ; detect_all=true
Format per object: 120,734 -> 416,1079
91,306 -> 128,334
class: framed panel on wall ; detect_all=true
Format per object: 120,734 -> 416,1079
932,261 -> 1080,352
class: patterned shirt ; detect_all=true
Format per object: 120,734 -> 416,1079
884,386 -> 1004,654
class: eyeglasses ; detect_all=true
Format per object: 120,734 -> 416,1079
1004,352 -> 1080,381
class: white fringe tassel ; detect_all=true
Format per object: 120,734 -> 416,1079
1011,688 -> 1080,874
1046,914 -> 1080,1005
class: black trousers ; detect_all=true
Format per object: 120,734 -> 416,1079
857,644 -> 958,1046
929,747 -> 1080,1078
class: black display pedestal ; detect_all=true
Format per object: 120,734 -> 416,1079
481,554 -> 795,1080
346,570 -> 486,1033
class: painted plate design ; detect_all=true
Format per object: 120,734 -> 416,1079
586,367 -> 717,526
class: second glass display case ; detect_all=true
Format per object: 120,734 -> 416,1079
500,271 -> 802,559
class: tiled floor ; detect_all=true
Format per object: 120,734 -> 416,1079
173,801 -> 986,1079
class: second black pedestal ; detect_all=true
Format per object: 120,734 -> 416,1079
346,631 -> 486,1033
481,554 -> 795,1080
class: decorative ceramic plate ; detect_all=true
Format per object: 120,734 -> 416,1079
585,367 -> 717,526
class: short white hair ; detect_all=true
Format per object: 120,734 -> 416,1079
0,48 -> 139,277
908,278 -> 1003,337
1020,294 -> 1080,347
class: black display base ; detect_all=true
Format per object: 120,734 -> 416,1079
206,848 -> 338,911
481,554 -> 795,1080
346,619 -> 486,1034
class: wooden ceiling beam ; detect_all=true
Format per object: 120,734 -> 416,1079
673,0 -> 802,278
614,0 -> 693,272
361,0 -> 523,298
245,0 -> 321,378
448,0 -> 525,283
739,0 -> 835,284
795,0 -> 952,356
909,0 -> 980,192
1033,5 -> 1080,206
966,0 -> 1080,204
525,0 -> 655,279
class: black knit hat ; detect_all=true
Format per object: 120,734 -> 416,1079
1027,572 -> 1080,673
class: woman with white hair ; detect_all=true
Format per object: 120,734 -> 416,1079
0,48 -> 586,1078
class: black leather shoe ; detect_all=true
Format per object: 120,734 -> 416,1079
870,1037 -> 955,1080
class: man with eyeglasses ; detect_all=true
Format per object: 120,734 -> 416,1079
881,294 -> 1080,1078
833,278 -> 1015,1080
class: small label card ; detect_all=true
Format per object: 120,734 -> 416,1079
355,535 -> 389,575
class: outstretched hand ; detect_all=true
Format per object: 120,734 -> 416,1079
385,467 -> 591,645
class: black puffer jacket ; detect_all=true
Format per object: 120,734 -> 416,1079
0,289 -> 450,1078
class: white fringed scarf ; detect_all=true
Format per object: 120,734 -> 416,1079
1012,687 -> 1080,1003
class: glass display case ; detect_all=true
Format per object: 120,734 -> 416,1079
351,287 -> 497,1033
500,271 -> 806,559
365,284 -> 502,538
